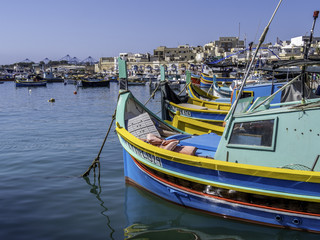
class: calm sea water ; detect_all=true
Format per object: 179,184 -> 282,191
0,81 -> 318,240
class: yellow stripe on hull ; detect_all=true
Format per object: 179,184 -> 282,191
169,101 -> 229,114
165,112 -> 224,136
116,125 -> 320,203
187,97 -> 231,111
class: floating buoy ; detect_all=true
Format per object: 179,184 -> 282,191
74,91 -> 77,95
48,98 -> 55,102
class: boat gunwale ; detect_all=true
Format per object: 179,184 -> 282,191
116,126 -> 320,202
167,100 -> 229,114
116,91 -> 320,183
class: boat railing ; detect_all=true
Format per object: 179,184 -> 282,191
269,98 -> 320,108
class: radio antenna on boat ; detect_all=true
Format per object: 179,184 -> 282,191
225,0 -> 283,123
301,10 -> 319,102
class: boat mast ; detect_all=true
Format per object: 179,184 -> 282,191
225,0 -> 283,123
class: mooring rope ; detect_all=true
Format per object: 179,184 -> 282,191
144,81 -> 161,106
145,81 -> 187,107
81,108 -> 117,179
177,83 -> 188,96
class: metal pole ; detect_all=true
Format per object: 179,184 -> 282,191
225,0 -> 283,123
302,11 -> 319,101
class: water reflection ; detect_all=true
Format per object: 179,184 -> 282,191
84,176 -> 115,239
124,184 -> 319,240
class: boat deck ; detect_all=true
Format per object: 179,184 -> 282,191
167,133 -> 221,158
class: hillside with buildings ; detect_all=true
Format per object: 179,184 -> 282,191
1,35 -> 320,77
96,36 -> 320,76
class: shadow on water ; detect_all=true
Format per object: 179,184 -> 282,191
83,176 -> 115,240
124,184 -> 320,240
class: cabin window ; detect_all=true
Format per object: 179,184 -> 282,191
236,90 -> 254,99
228,119 -> 275,147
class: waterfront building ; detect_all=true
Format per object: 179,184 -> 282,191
213,37 -> 245,52
154,45 -> 196,62
94,35 -> 320,74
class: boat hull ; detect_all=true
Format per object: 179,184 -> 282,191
116,90 -> 320,233
15,80 -> 47,87
191,74 -> 200,85
200,73 -> 236,88
77,79 -> 110,87
164,101 -> 227,123
121,142 -> 320,233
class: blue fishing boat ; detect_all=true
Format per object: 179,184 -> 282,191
15,80 -> 47,87
115,6 -> 320,232
116,79 -> 320,233
15,74 -> 47,87
107,75 -> 119,82
200,72 -> 236,88
161,82 -> 231,125
186,81 -> 227,102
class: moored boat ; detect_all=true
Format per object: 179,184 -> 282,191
63,78 -> 77,85
191,73 -> 200,85
116,78 -> 320,233
77,78 -> 110,87
15,74 -> 47,87
0,75 -> 15,81
187,82 -> 231,103
15,80 -> 47,87
161,81 -> 231,125
200,72 -> 237,88
115,6 -> 320,233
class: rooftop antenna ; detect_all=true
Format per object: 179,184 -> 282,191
238,22 -> 241,48
225,0 -> 283,126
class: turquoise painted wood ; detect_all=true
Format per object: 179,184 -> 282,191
118,57 -> 127,79
186,70 -> 191,85
160,65 -> 165,81
215,99 -> 320,171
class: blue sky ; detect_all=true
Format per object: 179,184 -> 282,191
0,0 -> 319,65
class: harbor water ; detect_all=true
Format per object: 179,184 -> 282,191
0,81 -> 319,240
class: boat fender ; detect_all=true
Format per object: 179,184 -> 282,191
48,98 -> 55,102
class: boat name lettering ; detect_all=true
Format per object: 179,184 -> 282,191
125,141 -> 162,167
169,105 -> 192,117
